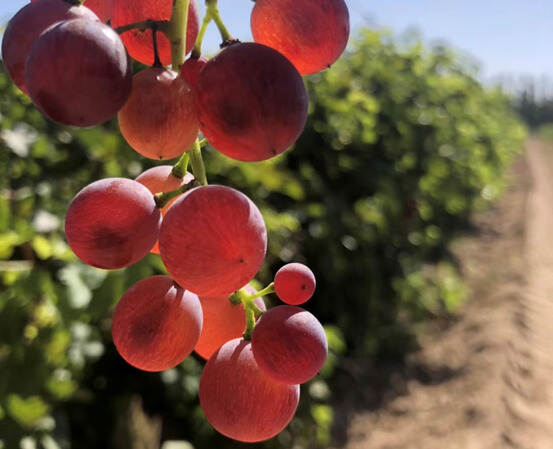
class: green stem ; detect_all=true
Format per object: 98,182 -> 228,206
171,152 -> 190,178
190,139 -> 208,186
115,19 -> 163,35
199,138 -> 208,148
167,0 -> 192,70
206,0 -> 233,43
154,179 -> 198,209
191,10 -> 213,58
243,307 -> 256,341
64,0 -> 85,6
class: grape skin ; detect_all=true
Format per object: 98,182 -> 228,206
194,42 -> 308,162
25,18 -> 132,127
112,276 -> 203,372
135,165 -> 194,254
159,185 -> 267,296
2,0 -> 98,94
274,262 -> 316,305
65,178 -> 161,269
252,305 -> 328,385
180,56 -> 208,88
251,0 -> 350,75
111,0 -> 199,66
195,285 -> 266,360
118,68 -> 199,160
199,338 -> 300,442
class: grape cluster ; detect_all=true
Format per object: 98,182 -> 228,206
2,0 -> 349,442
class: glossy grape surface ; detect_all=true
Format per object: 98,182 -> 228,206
25,18 -> 132,127
65,178 -> 160,269
119,68 -> 199,160
199,338 -> 299,442
251,0 -> 350,75
112,275 -> 202,372
274,263 -> 316,305
2,0 -> 98,94
194,42 -> 308,162
252,305 -> 328,384
159,185 -> 267,296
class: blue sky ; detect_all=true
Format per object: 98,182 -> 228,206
1,0 -> 551,82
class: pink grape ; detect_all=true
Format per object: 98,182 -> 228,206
180,56 -> 208,88
118,68 -> 199,160
193,42 -> 308,162
65,178 -> 161,269
199,338 -> 299,442
251,0 -> 350,75
274,263 -> 316,305
25,18 -> 132,127
112,276 -> 202,372
2,0 -> 98,94
252,305 -> 328,385
159,185 -> 267,296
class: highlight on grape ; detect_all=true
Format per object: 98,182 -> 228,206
1,0 -> 349,442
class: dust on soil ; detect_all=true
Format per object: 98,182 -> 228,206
334,139 -> 553,449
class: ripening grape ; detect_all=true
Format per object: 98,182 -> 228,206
118,68 -> 199,160
195,285 -> 266,360
111,0 -> 199,66
194,42 -> 308,162
2,0 -> 98,94
180,56 -> 208,88
135,165 -> 194,254
30,0 -> 110,22
199,338 -> 300,442
65,178 -> 161,269
251,0 -> 350,75
252,305 -> 328,385
159,185 -> 267,296
25,18 -> 132,127
112,276 -> 202,372
274,263 -> 316,305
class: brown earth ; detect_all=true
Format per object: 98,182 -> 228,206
335,139 -> 553,449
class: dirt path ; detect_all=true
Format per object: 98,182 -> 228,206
338,139 -> 553,449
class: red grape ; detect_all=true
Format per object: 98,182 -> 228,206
193,42 -> 308,162
274,263 -> 316,305
199,338 -> 299,442
25,18 -> 132,127
252,305 -> 327,385
118,68 -> 199,160
159,185 -> 267,296
135,165 -> 194,254
2,0 -> 98,94
251,0 -> 350,75
195,285 -> 266,360
111,0 -> 199,66
112,276 -> 202,372
180,55 -> 208,88
65,178 -> 161,269
30,0 -> 110,22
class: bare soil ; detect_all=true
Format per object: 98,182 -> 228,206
335,139 -> 553,449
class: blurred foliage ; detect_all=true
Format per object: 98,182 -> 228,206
0,29 -> 525,449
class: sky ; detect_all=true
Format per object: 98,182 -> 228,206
1,0 -> 552,84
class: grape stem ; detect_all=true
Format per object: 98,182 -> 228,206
205,0 -> 235,45
63,0 -> 85,5
230,283 -> 275,340
115,19 -> 165,35
151,24 -> 162,68
189,139 -> 208,186
171,152 -> 191,178
191,9 -> 213,58
167,0 -> 192,70
154,178 -> 200,209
